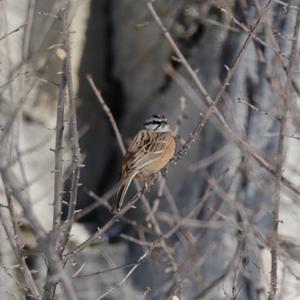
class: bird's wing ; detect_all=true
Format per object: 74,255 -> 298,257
125,131 -> 171,176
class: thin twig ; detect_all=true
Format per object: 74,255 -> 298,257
0,193 -> 41,299
145,1 -> 299,202
269,3 -> 300,298
63,188 -> 146,261
0,168 -> 78,300
0,80 -> 38,146
86,74 -> 126,155
0,24 -> 26,42
95,240 -> 158,300
165,63 -> 300,197
74,187 -> 116,221
81,188 -> 152,234
167,0 -> 274,161
1,169 -> 46,240
193,242 -> 242,299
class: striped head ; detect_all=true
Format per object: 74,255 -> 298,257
143,114 -> 170,132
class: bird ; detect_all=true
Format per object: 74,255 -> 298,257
111,114 -> 176,212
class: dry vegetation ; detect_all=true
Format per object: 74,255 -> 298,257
0,0 -> 300,299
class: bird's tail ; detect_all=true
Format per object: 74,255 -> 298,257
111,174 -> 135,213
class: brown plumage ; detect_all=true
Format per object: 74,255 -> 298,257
111,115 -> 176,212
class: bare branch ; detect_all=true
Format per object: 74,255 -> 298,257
0,24 -> 26,42
58,4 -> 81,256
269,3 -> 300,298
87,74 -> 126,155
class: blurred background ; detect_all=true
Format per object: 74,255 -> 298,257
1,0 -> 300,299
